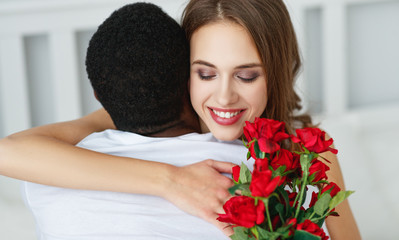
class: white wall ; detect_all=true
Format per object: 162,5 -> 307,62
0,0 -> 398,239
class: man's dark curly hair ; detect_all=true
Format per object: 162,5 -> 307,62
86,2 -> 190,135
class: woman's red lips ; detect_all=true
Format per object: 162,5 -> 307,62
208,107 -> 246,126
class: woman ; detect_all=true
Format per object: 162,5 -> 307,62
0,0 -> 360,238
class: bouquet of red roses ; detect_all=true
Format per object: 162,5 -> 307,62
217,118 -> 353,240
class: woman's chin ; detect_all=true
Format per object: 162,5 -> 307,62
212,131 -> 242,142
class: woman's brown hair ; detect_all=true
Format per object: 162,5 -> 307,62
182,0 -> 312,137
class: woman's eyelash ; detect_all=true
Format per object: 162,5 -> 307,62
199,74 -> 215,80
196,70 -> 259,82
197,70 -> 216,80
237,75 -> 259,82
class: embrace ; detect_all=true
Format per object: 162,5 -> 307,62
0,1 -> 360,239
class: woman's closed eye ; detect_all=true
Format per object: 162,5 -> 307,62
197,70 -> 217,80
199,74 -> 216,80
235,71 -> 260,83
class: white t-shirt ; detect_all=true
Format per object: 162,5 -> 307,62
23,130 -> 253,240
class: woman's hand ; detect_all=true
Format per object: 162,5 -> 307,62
163,159 -> 236,236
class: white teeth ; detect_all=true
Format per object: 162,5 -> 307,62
212,110 -> 241,119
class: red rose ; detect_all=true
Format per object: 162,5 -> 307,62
309,191 -> 319,208
296,219 -> 329,240
286,218 -> 297,236
217,196 -> 265,228
270,149 -> 299,172
321,182 -> 341,197
309,182 -> 341,208
248,134 -> 281,156
291,128 -> 338,154
309,159 -> 330,182
244,118 -> 289,154
243,119 -> 260,141
257,138 -> 281,154
287,217 -> 297,224
254,158 -> 269,172
248,142 -> 260,160
250,169 -> 281,198
232,165 -> 241,183
287,218 -> 297,227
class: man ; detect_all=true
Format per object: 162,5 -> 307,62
23,3 -> 250,239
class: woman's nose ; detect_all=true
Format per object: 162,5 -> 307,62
214,76 -> 238,107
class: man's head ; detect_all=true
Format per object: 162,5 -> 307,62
86,3 -> 190,135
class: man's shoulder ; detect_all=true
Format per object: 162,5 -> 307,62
76,129 -> 141,147
76,130 -> 207,148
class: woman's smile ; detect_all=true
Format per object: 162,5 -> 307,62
208,107 -> 246,125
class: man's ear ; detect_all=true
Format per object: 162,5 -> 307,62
94,90 -> 100,101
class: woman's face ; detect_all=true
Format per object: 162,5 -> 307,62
189,21 -> 267,141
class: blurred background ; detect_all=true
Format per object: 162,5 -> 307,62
0,0 -> 398,239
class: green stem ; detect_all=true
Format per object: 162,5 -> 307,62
311,211 -> 331,222
295,153 -> 311,219
294,174 -> 308,219
251,226 -> 259,239
292,187 -> 300,206
264,198 -> 273,232
308,211 -> 316,220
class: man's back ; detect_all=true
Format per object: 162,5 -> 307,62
23,131 -> 253,240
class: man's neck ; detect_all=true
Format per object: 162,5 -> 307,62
135,100 -> 201,138
150,125 -> 197,137
148,112 -> 201,138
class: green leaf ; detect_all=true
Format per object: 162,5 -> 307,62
253,140 -> 265,159
308,172 -> 316,183
329,190 -> 354,211
293,230 -> 321,240
276,187 -> 290,211
239,162 -> 252,184
310,152 -> 319,161
304,206 -> 315,219
256,226 -> 281,240
296,209 -> 305,223
275,224 -> 292,238
273,165 -> 287,177
228,184 -> 241,196
275,203 -> 284,216
228,183 -> 251,196
230,227 -> 256,240
314,218 -> 326,228
314,193 -> 332,216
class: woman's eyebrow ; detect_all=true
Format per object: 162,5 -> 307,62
235,63 -> 263,69
192,60 -> 262,69
191,60 -> 216,68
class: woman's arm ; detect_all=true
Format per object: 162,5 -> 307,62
0,108 -> 235,235
321,137 -> 362,240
